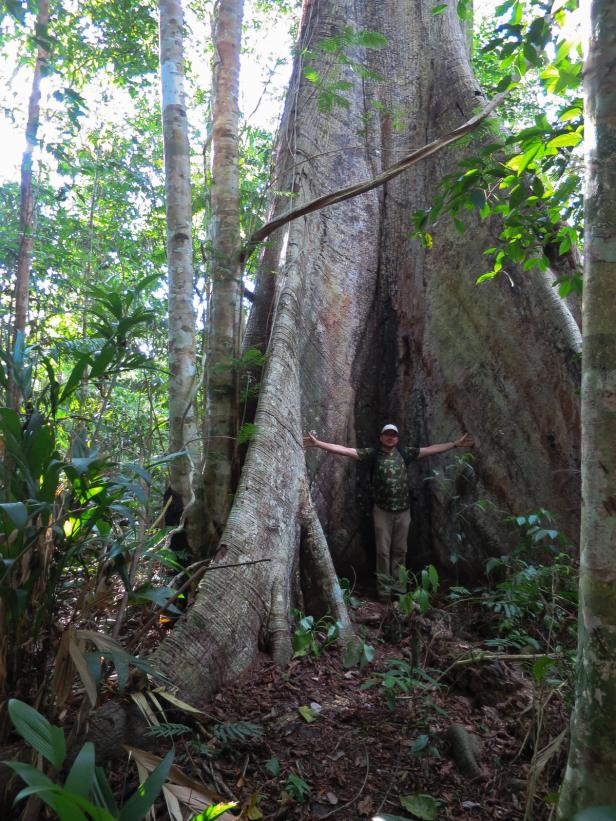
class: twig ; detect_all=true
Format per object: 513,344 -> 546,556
375,760 -> 399,815
240,92 -> 508,264
320,751 -> 369,819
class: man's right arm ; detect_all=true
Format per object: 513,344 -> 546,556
303,432 -> 359,460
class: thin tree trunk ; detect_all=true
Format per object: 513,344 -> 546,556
159,0 -> 200,512
558,2 -> 616,815
201,0 -> 245,553
9,0 -> 49,410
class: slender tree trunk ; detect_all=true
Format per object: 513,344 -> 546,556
558,2 -> 616,815
9,0 -> 49,410
159,0 -> 200,510
150,0 -> 580,704
201,0 -> 245,552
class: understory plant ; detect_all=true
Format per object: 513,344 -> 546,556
0,281 -> 185,728
3,699 -> 236,821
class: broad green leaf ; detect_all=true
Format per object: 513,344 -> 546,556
0,408 -> 22,440
400,793 -> 442,820
89,344 -> 117,379
0,502 -> 28,531
8,700 -> 66,769
432,3 -> 447,14
65,742 -> 96,797
298,705 -> 316,723
59,355 -> 90,403
559,106 -> 582,122
547,131 -> 583,150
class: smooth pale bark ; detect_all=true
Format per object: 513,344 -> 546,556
9,0 -> 49,409
151,0 -> 580,703
159,0 -> 200,510
558,2 -> 616,815
202,0 -> 245,552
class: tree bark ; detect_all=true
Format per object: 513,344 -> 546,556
201,0 -> 245,552
150,0 -> 581,703
159,0 -> 200,511
9,0 -> 49,410
558,1 -> 616,815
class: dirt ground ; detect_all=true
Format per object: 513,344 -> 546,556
166,596 -> 569,821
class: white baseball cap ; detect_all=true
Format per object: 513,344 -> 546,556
381,424 -> 399,434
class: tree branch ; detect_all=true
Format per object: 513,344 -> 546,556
240,92 -> 507,264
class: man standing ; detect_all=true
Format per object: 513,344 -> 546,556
304,424 -> 474,600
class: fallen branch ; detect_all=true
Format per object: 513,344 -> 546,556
240,92 -> 507,264
451,651 -> 563,669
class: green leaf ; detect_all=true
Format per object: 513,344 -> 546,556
119,747 -> 174,821
469,189 -> 486,210
89,344 -> 117,379
410,735 -> 430,755
59,355 -> 90,403
0,502 -> 28,531
191,802 -> 238,820
8,700 -> 66,769
432,3 -> 447,14
400,793 -> 442,820
265,756 -> 281,777
559,106 -> 582,122
0,408 -> 22,441
532,656 -> 554,684
65,742 -> 96,797
547,131 -> 583,150
298,705 -> 317,723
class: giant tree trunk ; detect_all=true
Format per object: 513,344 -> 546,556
159,0 -> 200,510
9,0 -> 49,410
558,1 -> 616,815
152,0 -> 580,703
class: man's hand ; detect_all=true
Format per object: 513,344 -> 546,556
303,432 -> 319,448
454,433 -> 474,449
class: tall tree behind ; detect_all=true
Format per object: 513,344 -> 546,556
9,0 -> 50,410
151,0 -> 580,703
558,1 -> 616,815
159,0 -> 200,510
201,0 -> 245,551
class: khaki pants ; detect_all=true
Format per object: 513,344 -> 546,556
373,505 -> 410,598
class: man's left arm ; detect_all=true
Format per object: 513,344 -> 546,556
417,433 -> 474,459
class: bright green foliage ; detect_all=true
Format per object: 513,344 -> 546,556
399,564 -> 439,615
413,0 -> 583,293
0,284 -> 180,704
4,699 -> 174,821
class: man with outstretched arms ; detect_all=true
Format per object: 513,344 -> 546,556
304,424 -> 473,600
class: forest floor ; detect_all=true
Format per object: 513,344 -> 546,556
144,593 -> 570,821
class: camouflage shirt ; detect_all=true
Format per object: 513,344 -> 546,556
356,446 -> 420,512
